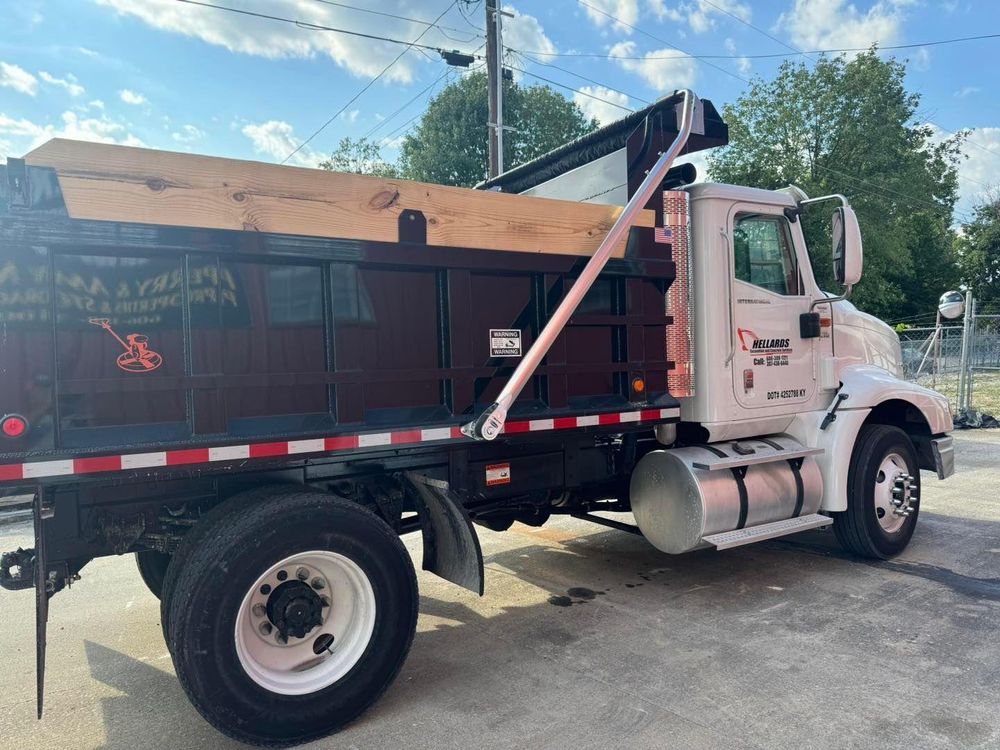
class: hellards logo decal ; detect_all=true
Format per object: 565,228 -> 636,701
737,328 -> 792,354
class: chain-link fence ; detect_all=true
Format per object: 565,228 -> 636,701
898,310 -> 1000,419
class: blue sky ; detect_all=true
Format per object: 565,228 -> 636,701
0,0 -> 997,219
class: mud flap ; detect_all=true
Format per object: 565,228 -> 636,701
405,473 -> 484,596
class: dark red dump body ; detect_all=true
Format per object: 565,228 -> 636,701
0,189 -> 674,483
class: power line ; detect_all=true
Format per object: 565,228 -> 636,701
512,50 -> 650,105
700,0 -> 813,60
505,63 -> 636,113
366,44 -> 484,140
310,0 -> 484,42
280,0 -> 463,164
520,31 -> 1000,61
575,0 -> 749,84
172,0 -> 480,60
812,162 -> 972,223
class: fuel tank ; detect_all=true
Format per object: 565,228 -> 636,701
629,435 -> 823,554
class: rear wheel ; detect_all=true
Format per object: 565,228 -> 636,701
833,424 -> 920,559
166,490 -> 418,745
134,550 -> 171,599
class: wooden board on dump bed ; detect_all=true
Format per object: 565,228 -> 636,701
25,139 -> 655,258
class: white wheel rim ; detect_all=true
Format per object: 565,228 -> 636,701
234,550 -> 376,695
873,452 -> 912,534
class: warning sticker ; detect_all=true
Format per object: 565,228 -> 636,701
490,329 -> 522,357
485,463 -> 511,486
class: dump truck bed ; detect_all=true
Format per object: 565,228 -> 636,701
0,142 -> 690,486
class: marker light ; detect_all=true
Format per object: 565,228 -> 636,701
631,377 -> 646,394
1,415 -> 27,438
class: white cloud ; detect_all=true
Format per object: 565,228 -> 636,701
609,40 -> 697,90
39,71 -> 85,97
0,61 -> 38,96
171,123 -> 205,143
927,123 -> 1000,221
119,88 -> 148,105
339,109 -> 360,123
661,0 -> 752,34
242,120 -> 320,167
910,46 -> 930,71
578,0 -> 640,33
955,86 -> 980,99
724,37 -> 751,75
573,86 -> 631,125
89,99 -> 105,110
91,0 -> 472,84
0,110 -> 145,155
503,5 -> 558,61
777,0 -> 908,52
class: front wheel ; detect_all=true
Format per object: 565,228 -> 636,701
166,490 -> 418,745
833,424 -> 920,559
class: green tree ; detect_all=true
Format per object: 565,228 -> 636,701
708,50 -> 963,320
956,195 -> 1000,305
319,136 -> 401,178
399,71 -> 598,187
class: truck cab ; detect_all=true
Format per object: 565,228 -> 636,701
683,182 -> 953,518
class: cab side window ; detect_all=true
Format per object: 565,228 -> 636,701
732,213 -> 801,296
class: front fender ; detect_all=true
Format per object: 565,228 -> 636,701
787,365 -> 952,512
838,364 -> 952,434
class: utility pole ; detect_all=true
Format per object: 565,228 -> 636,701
485,0 -> 504,177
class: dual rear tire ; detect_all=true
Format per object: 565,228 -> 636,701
160,488 -> 418,745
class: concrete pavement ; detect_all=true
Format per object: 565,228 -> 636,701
1,432 -> 999,749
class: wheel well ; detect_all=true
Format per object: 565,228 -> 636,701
864,399 -> 935,471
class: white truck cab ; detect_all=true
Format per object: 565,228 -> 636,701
682,181 -> 953,524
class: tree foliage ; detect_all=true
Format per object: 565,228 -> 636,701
399,71 -> 597,187
318,137 -> 401,178
708,50 -> 963,320
956,195 -> 1000,306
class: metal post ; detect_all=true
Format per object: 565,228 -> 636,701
485,0 -> 504,178
966,296 -> 977,409
957,291 -> 973,413
463,90 -> 698,440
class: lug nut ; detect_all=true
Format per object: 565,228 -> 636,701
252,603 -> 266,617
320,595 -> 331,607
260,584 -> 271,595
259,622 -> 272,636
276,570 -> 288,581
296,567 -> 310,581
311,577 -> 325,591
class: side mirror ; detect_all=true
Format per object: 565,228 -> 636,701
832,205 -> 863,287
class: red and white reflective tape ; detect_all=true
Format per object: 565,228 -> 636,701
0,407 -> 680,482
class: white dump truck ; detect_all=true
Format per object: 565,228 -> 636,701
0,89 -> 953,744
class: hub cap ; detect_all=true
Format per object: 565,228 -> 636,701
234,550 -> 376,695
873,452 -> 917,533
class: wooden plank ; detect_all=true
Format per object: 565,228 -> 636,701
25,139 -> 655,258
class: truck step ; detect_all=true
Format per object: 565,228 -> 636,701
702,513 -> 833,550
691,446 -> 823,471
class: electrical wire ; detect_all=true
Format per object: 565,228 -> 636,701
505,63 -> 635,112
172,0 -> 481,60
575,0 -> 749,84
310,0 -> 484,42
519,31 -> 1000,61
280,0 -> 463,164
513,50 -> 650,106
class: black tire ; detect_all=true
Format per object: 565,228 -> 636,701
134,550 -> 171,599
166,490 -> 418,746
833,424 -> 920,559
159,484 -> 298,644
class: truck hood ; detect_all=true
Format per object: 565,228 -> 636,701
832,298 -> 904,377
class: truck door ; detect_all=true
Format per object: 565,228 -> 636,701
728,206 -> 818,410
